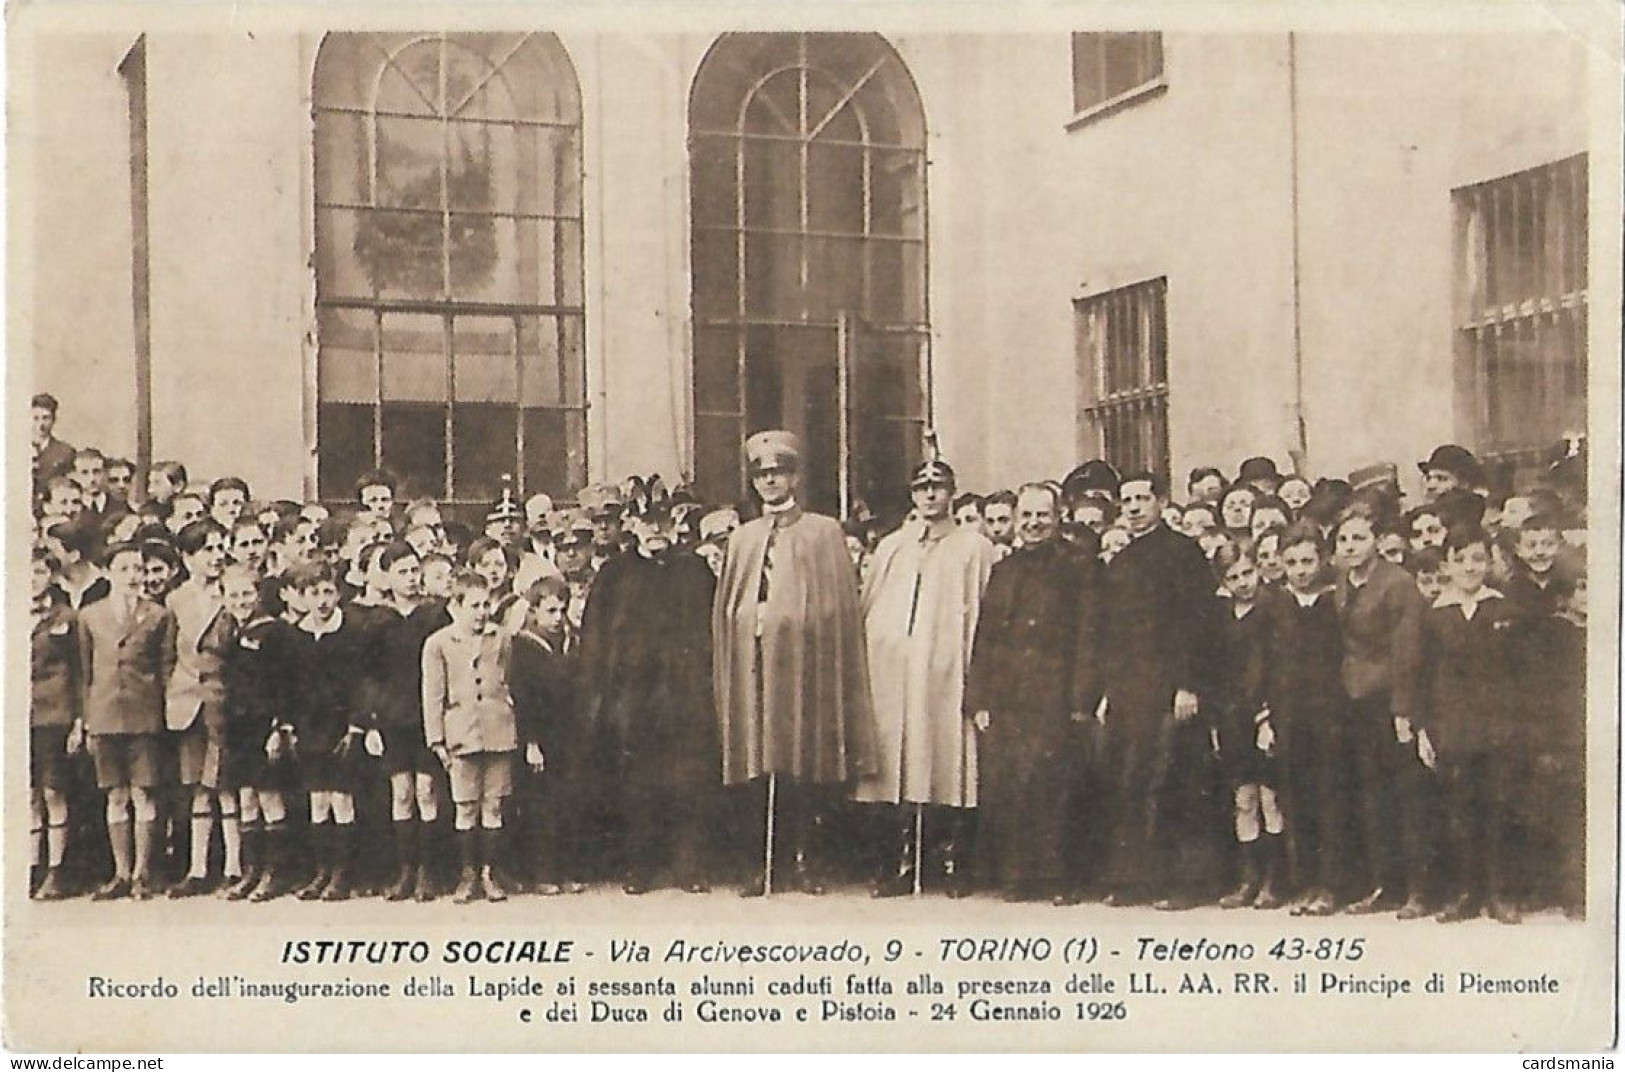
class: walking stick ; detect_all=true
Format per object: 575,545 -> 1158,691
764,772 -> 776,897
912,802 -> 924,897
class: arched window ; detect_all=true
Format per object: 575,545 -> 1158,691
313,33 -> 585,506
689,33 -> 929,518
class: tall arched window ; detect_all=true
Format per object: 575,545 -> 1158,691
689,33 -> 929,518
313,33 -> 585,506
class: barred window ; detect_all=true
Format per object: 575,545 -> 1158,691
1070,33 -> 1163,117
689,33 -> 929,519
312,33 -> 585,506
1455,154 -> 1587,483
1075,278 -> 1169,485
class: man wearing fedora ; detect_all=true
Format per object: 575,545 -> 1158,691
1419,444 -> 1484,504
712,430 -> 879,896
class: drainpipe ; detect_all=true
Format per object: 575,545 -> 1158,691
1287,31 -> 1309,469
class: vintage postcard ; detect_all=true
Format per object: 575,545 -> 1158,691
4,0 -> 1620,1054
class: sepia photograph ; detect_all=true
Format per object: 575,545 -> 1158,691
4,0 -> 1619,1054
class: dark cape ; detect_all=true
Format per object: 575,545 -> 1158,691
580,547 -> 719,788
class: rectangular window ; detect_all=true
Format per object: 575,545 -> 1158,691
1070,32 -> 1163,118
1075,277 -> 1170,486
1454,154 -> 1587,484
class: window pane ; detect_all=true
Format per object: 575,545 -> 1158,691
862,332 -> 925,419
375,115 -> 444,209
314,110 -> 368,207
850,60 -> 908,146
691,136 -> 739,229
446,121 -> 515,214
522,408 -> 584,498
742,138 -> 802,231
453,316 -> 516,402
354,208 -> 447,299
852,413 -> 911,521
381,313 -> 447,402
695,327 -> 741,414
381,404 -> 447,499
318,403 -> 374,502
452,403 -> 517,502
550,127 -> 583,218
867,240 -> 924,323
743,325 -> 786,431
1102,34 -> 1152,99
804,236 -> 864,319
559,316 -> 585,405
449,214 -> 517,303
745,70 -> 801,136
318,308 -> 377,404
694,413 -> 743,507
315,207 -> 375,302
691,229 -> 740,321
312,34 -> 374,113
520,216 -> 556,307
744,233 -> 802,319
556,219 -> 584,306
518,315 -> 562,407
809,74 -> 864,144
807,141 -> 865,234
870,150 -> 924,238
377,41 -> 442,116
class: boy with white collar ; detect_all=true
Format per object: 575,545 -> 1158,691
1416,525 -> 1519,924
286,561 -> 369,901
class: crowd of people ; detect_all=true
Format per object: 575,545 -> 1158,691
27,390 -> 1589,923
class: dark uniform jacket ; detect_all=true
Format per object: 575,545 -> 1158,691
1517,612 -> 1584,756
1264,586 -> 1346,724
286,610 -> 367,757
511,628 -> 579,756
965,539 -> 1103,719
32,601 -> 82,728
1418,588 -> 1517,758
360,601 -> 452,737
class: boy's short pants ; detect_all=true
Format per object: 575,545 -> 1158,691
30,726 -> 72,792
448,751 -> 513,804
173,720 -> 227,790
89,733 -> 162,790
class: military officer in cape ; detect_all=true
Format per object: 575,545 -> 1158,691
712,430 -> 878,896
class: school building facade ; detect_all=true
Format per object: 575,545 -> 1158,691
20,21 -> 1602,519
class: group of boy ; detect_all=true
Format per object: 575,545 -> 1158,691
28,388 -> 1588,918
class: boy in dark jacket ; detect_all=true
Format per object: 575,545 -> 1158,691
30,547 -> 82,899
361,542 -> 451,901
286,561 -> 369,901
1417,526 -> 1520,924
511,576 -> 587,894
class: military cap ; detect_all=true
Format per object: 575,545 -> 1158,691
745,430 -> 801,472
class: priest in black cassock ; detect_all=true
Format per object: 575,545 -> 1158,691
965,483 -> 1104,903
1099,470 -> 1227,910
